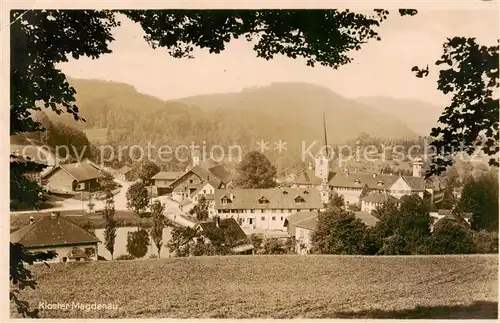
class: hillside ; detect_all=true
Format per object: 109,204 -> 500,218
174,82 -> 418,143
42,79 -> 417,149
355,96 -> 444,136
12,255 -> 498,319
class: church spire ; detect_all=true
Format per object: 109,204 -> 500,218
323,110 -> 329,159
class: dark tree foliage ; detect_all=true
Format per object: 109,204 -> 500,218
261,237 -> 287,255
124,10 -> 416,68
412,37 -> 499,177
167,226 -> 200,257
473,230 -> 499,254
150,200 -> 166,257
234,151 -> 277,188
126,229 -> 150,258
359,184 -> 371,199
311,207 -> 371,255
10,244 -> 56,318
458,172 -> 499,231
10,159 -> 47,211
133,160 -> 160,183
372,195 -> 431,255
103,197 -> 117,260
126,182 -> 150,214
426,219 -> 476,255
327,191 -> 345,209
189,195 -> 210,221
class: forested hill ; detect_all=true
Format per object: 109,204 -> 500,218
40,79 -> 418,165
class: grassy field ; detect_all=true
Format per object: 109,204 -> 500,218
10,210 -> 152,230
11,254 -> 498,319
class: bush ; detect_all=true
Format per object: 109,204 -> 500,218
426,219 -> 476,255
126,229 -> 150,258
473,230 -> 498,254
115,254 -> 135,260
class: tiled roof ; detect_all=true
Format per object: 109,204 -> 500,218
293,169 -> 334,185
360,192 -> 399,204
10,215 -> 101,248
284,211 -> 318,236
354,211 -> 380,227
294,216 -> 318,231
43,162 -> 104,182
198,218 -> 251,249
151,171 -> 183,180
329,172 -> 425,191
208,164 -> 234,184
214,188 -> 324,210
179,199 -> 194,207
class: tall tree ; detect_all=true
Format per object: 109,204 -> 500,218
412,37 -> 499,177
234,151 -> 277,188
311,207 -> 370,255
103,196 -> 117,260
126,182 -> 149,215
126,229 -> 150,258
458,172 -> 499,231
150,200 -> 166,257
359,184 -> 371,199
133,160 -> 160,183
189,195 -> 209,221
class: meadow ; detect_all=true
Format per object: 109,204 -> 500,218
11,254 -> 498,319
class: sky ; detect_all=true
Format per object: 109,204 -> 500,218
59,9 -> 499,106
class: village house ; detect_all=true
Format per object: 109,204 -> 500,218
191,182 -> 217,217
283,211 -> 318,255
293,155 -> 429,205
10,212 -> 101,263
214,187 -> 325,231
170,163 -> 233,201
195,217 -> 254,255
284,209 -> 380,254
360,192 -> 400,213
150,171 -> 183,196
42,161 -> 104,194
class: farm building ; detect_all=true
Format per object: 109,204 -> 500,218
42,161 -> 104,194
10,212 -> 101,263
150,171 -> 183,196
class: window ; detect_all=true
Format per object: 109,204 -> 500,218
189,179 -> 193,184
280,216 -> 284,221
203,189 -> 206,193
258,196 -> 269,204
260,210 -> 264,213
261,216 -> 265,221
250,209 -> 255,213
282,190 -> 288,195
280,209 -> 284,213
272,216 -> 276,221
303,190 -> 309,194
294,196 -> 305,203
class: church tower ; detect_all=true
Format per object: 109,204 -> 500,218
316,111 -> 331,204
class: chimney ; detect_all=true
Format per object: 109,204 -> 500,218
29,216 -> 34,225
372,173 -> 377,178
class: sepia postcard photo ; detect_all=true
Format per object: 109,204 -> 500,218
4,1 -> 499,320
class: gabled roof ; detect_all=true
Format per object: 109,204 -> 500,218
208,164 -> 234,184
294,216 -> 318,231
215,188 -> 324,210
197,218 -> 251,250
43,162 -> 104,182
293,169 -> 335,185
284,211 -> 318,227
11,215 -> 101,248
151,171 -> 183,181
328,172 -> 425,191
360,192 -> 399,204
